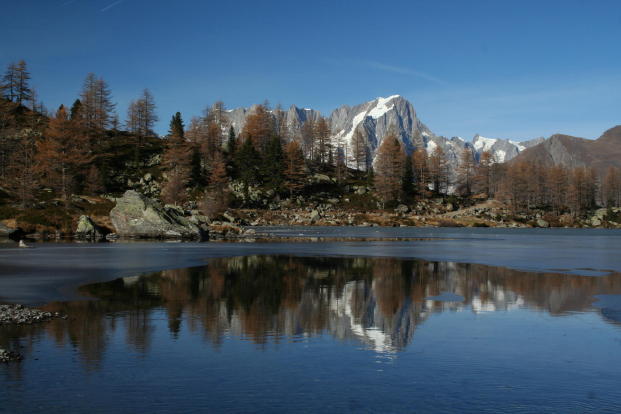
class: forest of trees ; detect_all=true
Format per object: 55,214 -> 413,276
1,60 -> 620,225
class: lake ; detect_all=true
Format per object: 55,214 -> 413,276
1,227 -> 621,413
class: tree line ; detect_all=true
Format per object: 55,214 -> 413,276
1,60 -> 620,220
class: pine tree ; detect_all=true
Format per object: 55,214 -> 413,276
169,112 -> 185,139
70,99 -> 83,121
235,137 -> 261,194
261,136 -> 284,192
226,125 -> 236,156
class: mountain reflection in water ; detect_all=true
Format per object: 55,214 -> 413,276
3,255 -> 620,370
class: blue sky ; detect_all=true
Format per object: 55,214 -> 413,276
1,0 -> 620,140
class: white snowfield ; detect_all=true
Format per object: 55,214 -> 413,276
473,135 -> 498,152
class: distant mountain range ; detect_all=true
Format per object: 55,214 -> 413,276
511,126 -> 621,173
224,94 -> 618,174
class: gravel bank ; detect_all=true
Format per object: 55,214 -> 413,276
0,304 -> 67,363
0,304 -> 66,325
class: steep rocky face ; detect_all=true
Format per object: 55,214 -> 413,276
226,105 -> 322,139
329,95 -> 433,156
471,135 -> 545,162
224,95 -> 546,170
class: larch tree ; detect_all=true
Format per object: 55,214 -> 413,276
161,112 -> 192,205
241,104 -> 273,152
15,60 -> 32,106
602,166 -> 621,207
411,148 -> 429,193
374,133 -> 405,203
456,147 -> 476,196
473,151 -> 494,197
301,117 -> 316,160
9,128 -> 39,207
80,73 -> 115,131
546,165 -> 568,214
2,63 -> 18,102
427,146 -> 449,195
35,105 -> 92,203
314,117 -> 331,166
126,89 -> 158,154
352,128 -> 368,171
402,153 -> 414,202
284,140 -> 306,196
202,150 -> 230,217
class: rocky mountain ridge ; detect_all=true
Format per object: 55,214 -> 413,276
511,125 -> 621,173
223,95 -> 544,170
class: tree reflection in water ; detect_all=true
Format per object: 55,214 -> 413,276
3,255 -> 621,371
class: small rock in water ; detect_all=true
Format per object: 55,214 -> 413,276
0,348 -> 23,363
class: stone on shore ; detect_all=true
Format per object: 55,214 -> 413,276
109,190 -> 207,239
74,215 -> 105,240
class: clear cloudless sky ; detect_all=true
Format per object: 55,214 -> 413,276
1,0 -> 620,140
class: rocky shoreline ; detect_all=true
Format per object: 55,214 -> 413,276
0,304 -> 67,363
1,190 -> 621,243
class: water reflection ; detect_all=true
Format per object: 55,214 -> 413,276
3,256 -> 621,370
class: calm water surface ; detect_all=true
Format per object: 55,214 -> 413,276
2,253 -> 621,413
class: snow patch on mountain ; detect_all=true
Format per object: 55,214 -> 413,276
473,135 -> 498,152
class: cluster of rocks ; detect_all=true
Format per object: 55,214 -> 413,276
0,304 -> 66,325
588,207 -> 621,227
0,304 -> 67,363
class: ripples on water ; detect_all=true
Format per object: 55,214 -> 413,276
2,255 -> 621,413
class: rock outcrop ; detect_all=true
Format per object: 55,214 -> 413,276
110,190 -> 207,239
74,215 -> 106,240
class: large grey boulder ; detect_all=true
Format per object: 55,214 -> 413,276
75,215 -> 105,240
110,190 -> 206,239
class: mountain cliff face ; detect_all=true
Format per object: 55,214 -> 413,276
511,126 -> 621,173
224,95 -> 548,170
